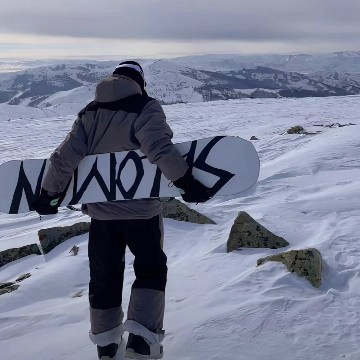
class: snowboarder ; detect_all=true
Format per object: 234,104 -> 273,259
31,61 -> 212,359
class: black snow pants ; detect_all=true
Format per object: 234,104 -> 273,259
88,215 -> 167,340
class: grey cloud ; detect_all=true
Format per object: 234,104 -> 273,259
0,0 -> 359,43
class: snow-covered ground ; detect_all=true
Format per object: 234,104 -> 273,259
0,95 -> 360,360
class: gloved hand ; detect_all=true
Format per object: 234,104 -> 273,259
30,188 -> 63,215
173,169 -> 213,203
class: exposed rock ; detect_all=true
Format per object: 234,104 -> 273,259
287,125 -> 305,134
250,136 -> 259,140
227,212 -> 289,252
38,222 -> 90,254
325,122 -> 356,128
0,282 -> 20,295
16,273 -> 31,283
69,245 -> 80,256
286,125 -> 322,135
257,248 -> 323,288
161,198 -> 215,224
0,282 -> 14,289
0,244 -> 41,268
314,122 -> 356,128
72,291 -> 84,298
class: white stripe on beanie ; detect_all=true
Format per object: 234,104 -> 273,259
114,64 -> 144,78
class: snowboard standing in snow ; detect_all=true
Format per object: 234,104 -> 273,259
0,135 -> 260,214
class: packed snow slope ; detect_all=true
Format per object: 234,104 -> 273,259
0,95 -> 360,360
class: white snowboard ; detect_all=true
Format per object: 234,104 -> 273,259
0,136 -> 260,214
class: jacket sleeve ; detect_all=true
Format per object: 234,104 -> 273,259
42,116 -> 88,193
133,99 -> 189,181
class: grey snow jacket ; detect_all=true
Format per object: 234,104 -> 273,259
42,75 -> 189,220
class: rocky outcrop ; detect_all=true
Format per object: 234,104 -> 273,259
227,212 -> 289,252
250,136 -> 259,140
69,245 -> 80,256
72,291 -> 84,298
0,244 -> 41,268
0,273 -> 32,296
38,222 -> 90,254
286,125 -> 321,135
16,273 -> 31,283
161,198 -> 215,224
287,125 -> 305,134
257,248 -> 323,288
0,282 -> 19,295
314,122 -> 356,128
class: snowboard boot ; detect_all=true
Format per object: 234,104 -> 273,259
97,343 -> 119,359
125,333 -> 163,359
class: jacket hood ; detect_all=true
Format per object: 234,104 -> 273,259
95,75 -> 142,103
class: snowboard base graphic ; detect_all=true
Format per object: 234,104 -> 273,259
0,136 -> 260,214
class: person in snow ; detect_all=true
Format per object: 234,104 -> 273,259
31,61 -> 212,360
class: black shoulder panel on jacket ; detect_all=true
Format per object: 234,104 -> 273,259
78,100 -> 96,118
78,95 -> 155,117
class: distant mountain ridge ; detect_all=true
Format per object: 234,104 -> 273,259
0,52 -> 359,109
172,51 -> 360,73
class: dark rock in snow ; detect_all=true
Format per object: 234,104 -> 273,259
287,125 -> 305,134
227,212 -> 289,252
69,245 -> 80,256
0,282 -> 15,289
0,282 -> 20,295
0,244 -> 41,268
38,222 -> 90,254
325,122 -> 356,128
16,273 -> 31,283
257,248 -> 323,288
161,198 -> 215,224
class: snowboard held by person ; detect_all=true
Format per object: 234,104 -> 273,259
31,61 -> 212,359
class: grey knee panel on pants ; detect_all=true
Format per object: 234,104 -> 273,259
90,306 -> 124,334
127,288 -> 165,332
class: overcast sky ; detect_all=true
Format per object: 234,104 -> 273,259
0,0 -> 359,59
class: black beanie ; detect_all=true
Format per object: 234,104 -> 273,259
113,61 -> 145,90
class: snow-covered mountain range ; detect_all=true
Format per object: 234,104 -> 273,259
0,52 -> 359,109
173,51 -> 360,73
